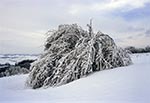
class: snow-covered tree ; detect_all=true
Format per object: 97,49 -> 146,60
26,23 -> 132,89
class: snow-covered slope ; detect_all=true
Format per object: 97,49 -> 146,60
0,53 -> 150,103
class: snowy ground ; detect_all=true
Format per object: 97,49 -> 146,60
0,53 -> 150,103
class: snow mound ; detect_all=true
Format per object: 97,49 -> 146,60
26,24 -> 132,89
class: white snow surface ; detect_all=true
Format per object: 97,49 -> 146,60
0,53 -> 150,103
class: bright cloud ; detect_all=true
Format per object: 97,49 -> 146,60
69,0 -> 150,15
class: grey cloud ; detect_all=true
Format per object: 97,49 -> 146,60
127,26 -> 145,32
137,34 -> 143,36
114,38 -> 124,42
127,36 -> 133,39
145,29 -> 150,37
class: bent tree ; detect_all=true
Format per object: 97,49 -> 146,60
26,22 -> 132,89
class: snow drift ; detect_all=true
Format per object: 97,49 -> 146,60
26,23 -> 132,89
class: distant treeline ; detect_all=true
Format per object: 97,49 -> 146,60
0,59 -> 35,78
125,46 -> 150,53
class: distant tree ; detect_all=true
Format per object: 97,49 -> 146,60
125,46 -> 150,53
145,46 -> 150,52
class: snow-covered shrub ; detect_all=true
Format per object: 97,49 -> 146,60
26,24 -> 132,89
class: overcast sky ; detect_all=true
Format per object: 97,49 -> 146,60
0,0 -> 150,54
